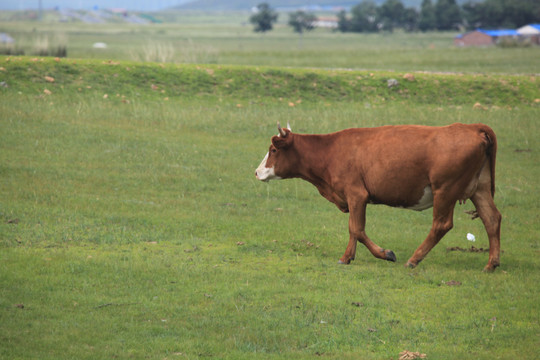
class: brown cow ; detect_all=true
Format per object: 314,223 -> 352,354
255,123 -> 501,271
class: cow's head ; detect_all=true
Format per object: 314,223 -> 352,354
255,122 -> 295,182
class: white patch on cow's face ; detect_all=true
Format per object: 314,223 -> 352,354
407,186 -> 433,211
255,152 -> 282,182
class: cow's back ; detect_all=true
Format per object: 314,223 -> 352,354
322,123 -> 493,209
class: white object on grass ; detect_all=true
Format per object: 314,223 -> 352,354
466,233 -> 476,242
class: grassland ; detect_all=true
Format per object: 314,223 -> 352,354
1,9 -> 540,358
1,16 -> 540,74
1,54 -> 539,359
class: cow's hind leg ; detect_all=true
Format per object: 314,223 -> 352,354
471,189 -> 501,272
339,200 -> 396,264
406,195 -> 455,268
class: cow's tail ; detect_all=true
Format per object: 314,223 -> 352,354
480,125 -> 497,198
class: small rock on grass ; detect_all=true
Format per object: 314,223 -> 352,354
399,350 -> 427,360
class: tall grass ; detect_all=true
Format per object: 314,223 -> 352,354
31,32 -> 68,57
131,40 -> 176,63
129,39 -> 219,64
177,38 -> 219,64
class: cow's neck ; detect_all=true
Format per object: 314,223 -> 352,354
293,134 -> 335,185
293,133 -> 348,212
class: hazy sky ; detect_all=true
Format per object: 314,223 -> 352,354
0,0 -> 192,11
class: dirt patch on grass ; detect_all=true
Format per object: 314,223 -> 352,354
447,246 -> 489,253
444,280 -> 462,286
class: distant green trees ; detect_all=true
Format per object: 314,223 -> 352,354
462,0 -> 540,29
249,0 -> 540,34
336,0 -> 540,33
349,1 -> 379,32
434,0 -> 462,30
337,0 -> 422,32
288,10 -> 317,34
418,0 -> 436,31
249,3 -> 278,33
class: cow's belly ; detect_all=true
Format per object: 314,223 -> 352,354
404,186 -> 433,211
369,185 -> 433,211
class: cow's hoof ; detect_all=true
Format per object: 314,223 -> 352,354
404,261 -> 417,269
385,250 -> 396,262
482,264 -> 499,273
338,259 -> 352,265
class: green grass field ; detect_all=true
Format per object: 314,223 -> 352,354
1,17 -> 540,74
0,18 -> 539,359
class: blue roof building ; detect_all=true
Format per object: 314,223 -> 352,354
455,28 -> 519,46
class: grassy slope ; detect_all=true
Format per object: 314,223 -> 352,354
1,56 -> 539,106
0,57 -> 539,360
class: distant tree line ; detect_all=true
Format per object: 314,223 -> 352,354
338,0 -> 540,32
249,1 -> 540,34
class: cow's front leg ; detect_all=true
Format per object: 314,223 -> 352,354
339,200 -> 396,264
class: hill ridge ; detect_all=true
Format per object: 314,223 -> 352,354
1,56 -> 538,107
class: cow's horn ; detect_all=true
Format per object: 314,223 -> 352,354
277,122 -> 287,137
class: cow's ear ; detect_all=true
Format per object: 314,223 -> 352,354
271,134 -> 291,149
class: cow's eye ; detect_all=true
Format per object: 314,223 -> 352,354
271,149 -> 277,153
